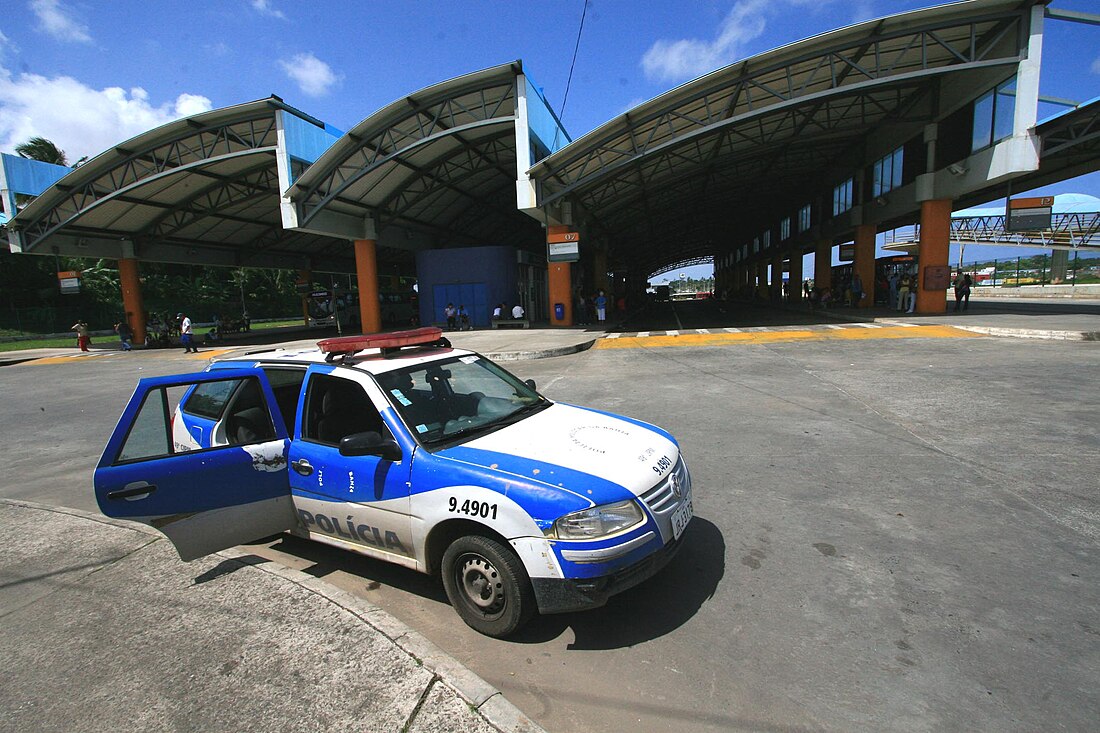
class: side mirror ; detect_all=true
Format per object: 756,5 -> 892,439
524,378 -> 537,391
339,431 -> 402,462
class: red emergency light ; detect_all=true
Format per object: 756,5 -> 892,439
318,327 -> 448,361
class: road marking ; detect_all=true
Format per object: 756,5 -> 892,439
605,333 -> 621,339
695,329 -> 709,334
636,331 -> 650,338
666,330 -> 680,336
854,323 -> 882,328
723,327 -> 742,333
594,325 -> 982,350
824,324 -> 843,329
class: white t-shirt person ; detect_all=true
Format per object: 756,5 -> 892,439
512,304 -> 525,319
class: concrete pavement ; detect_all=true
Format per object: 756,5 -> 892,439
0,498 -> 545,733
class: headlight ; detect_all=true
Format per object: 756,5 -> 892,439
548,500 -> 645,540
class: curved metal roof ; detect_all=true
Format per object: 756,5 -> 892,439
287,61 -> 543,251
530,0 -> 1048,275
7,97 -> 351,271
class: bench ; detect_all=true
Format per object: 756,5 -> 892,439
491,318 -> 530,329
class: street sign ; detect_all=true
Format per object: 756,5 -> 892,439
57,270 -> 81,295
1006,196 -> 1054,232
547,231 -> 580,263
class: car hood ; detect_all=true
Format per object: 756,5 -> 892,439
437,402 -> 679,508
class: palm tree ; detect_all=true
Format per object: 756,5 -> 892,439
15,137 -> 69,166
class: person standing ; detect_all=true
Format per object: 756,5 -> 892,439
71,320 -> 90,352
178,312 -> 198,353
896,273 -> 911,312
444,303 -> 456,330
850,272 -> 864,306
594,290 -> 607,322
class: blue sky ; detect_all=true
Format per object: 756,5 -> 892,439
1,0 -> 1098,279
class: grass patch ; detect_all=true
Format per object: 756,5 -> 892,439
0,336 -> 81,352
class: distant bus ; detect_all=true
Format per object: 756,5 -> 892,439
307,289 -> 418,330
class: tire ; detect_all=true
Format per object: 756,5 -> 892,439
441,535 -> 535,638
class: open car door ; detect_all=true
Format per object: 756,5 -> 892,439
95,368 -> 295,561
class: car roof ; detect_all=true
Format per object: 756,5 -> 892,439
213,344 -> 476,375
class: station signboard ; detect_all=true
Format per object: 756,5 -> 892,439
1006,196 -> 1054,232
57,270 -> 81,295
838,243 -> 855,261
547,230 -> 580,263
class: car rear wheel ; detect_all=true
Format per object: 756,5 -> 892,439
441,535 -> 535,638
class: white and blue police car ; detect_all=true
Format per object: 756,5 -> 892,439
95,328 -> 693,637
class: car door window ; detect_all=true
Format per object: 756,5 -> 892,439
260,367 -> 307,437
302,374 -> 386,447
118,377 -> 274,462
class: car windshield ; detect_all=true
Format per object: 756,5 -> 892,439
375,355 -> 547,447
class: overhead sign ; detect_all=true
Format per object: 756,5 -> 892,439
1006,196 -> 1054,232
838,244 -> 855,261
547,231 -> 581,263
57,270 -> 81,295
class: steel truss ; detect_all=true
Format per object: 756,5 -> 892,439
14,114 -> 281,253
293,73 -> 529,243
533,4 -> 1033,276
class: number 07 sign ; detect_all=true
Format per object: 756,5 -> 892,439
547,231 -> 580,263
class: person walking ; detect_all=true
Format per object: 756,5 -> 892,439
114,319 -> 133,351
178,312 -> 199,353
850,272 -> 864,307
71,320 -> 90,352
955,273 -> 972,312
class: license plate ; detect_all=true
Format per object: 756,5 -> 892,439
671,498 -> 693,540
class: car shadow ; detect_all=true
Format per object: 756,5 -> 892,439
262,517 -> 724,648
511,516 -> 725,648
266,534 -> 451,604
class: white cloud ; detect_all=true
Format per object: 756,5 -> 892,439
279,52 -> 341,97
251,0 -> 286,20
641,0 -> 881,83
642,0 -> 769,83
0,67 -> 213,162
1092,57 -> 1100,75
30,0 -> 92,44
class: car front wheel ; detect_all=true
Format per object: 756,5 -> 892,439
441,535 -> 535,638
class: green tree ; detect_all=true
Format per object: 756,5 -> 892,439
14,137 -> 69,166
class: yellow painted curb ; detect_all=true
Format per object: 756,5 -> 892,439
596,325 -> 980,349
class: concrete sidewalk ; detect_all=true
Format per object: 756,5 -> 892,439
0,498 -> 545,733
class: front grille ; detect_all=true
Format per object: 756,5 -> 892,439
639,456 -> 689,514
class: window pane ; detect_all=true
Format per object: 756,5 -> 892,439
994,78 -> 1016,143
119,390 -> 170,462
892,147 -> 904,189
972,90 -> 994,152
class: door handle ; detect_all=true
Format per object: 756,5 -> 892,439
291,458 -> 313,476
107,483 -> 157,500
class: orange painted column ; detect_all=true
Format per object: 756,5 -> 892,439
915,199 -> 952,314
547,225 -> 574,326
354,239 -> 382,333
854,224 -> 876,308
814,241 -> 832,292
118,258 -> 146,346
788,251 -> 803,303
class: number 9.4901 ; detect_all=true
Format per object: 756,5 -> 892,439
448,496 -> 498,520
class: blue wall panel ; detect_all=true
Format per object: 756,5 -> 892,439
416,246 -> 517,327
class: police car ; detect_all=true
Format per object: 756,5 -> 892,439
94,328 -> 693,637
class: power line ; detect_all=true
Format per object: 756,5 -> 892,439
558,0 -> 589,121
